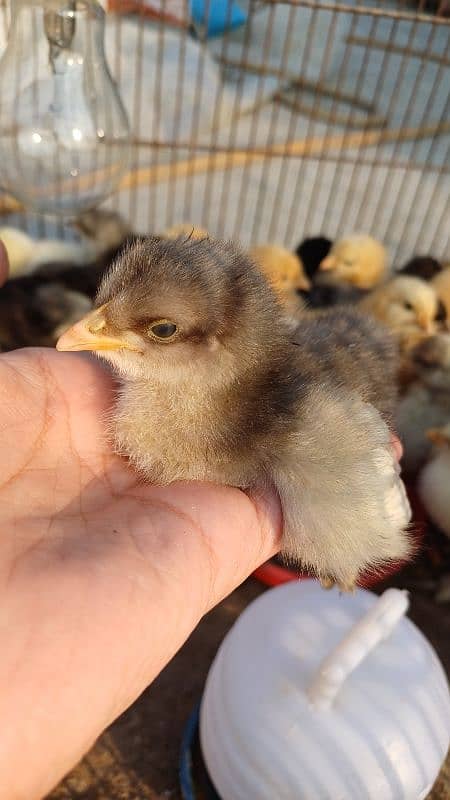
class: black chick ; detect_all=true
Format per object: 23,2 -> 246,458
0,277 -> 92,351
0,209 -> 149,351
400,256 -> 443,282
296,236 -> 332,281
0,258 -> 111,351
57,236 -> 411,590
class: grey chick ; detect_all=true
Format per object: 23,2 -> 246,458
0,279 -> 92,351
56,237 -> 411,589
396,333 -> 450,475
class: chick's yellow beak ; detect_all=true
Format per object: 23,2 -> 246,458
56,306 -> 143,354
417,312 -> 434,333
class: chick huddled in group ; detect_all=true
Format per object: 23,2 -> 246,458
432,267 -> 450,326
0,210 -> 143,351
75,208 -> 139,261
396,333 -> 450,474
418,423 -> 450,540
319,234 -> 388,290
0,226 -> 96,278
249,245 -> 309,316
0,277 -> 93,351
296,236 -> 332,281
401,255 -> 443,282
360,275 -> 440,354
57,235 -> 411,590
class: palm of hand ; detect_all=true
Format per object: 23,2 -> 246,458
0,348 -> 278,799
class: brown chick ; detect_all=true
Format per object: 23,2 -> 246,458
432,267 -> 450,326
249,244 -> 309,316
319,234 -> 388,290
57,237 -> 411,590
360,275 -> 440,354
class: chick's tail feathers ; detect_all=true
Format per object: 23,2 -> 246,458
272,387 -> 412,589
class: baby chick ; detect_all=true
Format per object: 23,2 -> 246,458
401,255 -> 443,282
396,333 -> 450,474
418,423 -> 450,539
57,237 -> 411,590
432,267 -> 450,326
360,275 -> 440,354
296,236 -> 332,281
249,244 -> 309,316
0,277 -> 92,350
319,234 -> 388,290
0,226 -> 96,278
75,208 -> 139,262
0,254 -> 112,350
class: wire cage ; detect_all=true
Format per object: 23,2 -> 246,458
0,0 -> 448,265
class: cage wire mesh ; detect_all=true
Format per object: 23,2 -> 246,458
0,0 -> 448,264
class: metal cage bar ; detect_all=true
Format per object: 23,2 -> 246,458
0,0 -> 448,263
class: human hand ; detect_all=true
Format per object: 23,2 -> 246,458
0,247 -> 281,799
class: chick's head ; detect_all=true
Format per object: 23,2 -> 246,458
375,276 -> 439,336
319,234 -> 388,289
56,236 -> 282,382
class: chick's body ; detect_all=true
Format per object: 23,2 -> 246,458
396,334 -> 450,474
57,237 -> 411,588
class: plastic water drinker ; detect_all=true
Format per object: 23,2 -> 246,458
200,581 -> 450,800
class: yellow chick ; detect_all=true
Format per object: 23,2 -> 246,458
249,245 -> 310,294
319,234 -> 388,289
249,244 -> 309,318
432,266 -> 450,327
163,223 -> 209,240
360,276 -> 439,353
0,227 -> 35,276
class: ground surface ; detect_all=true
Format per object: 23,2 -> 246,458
47,528 -> 450,800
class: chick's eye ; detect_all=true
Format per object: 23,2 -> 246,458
403,301 -> 414,311
343,259 -> 355,267
149,320 -> 177,339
